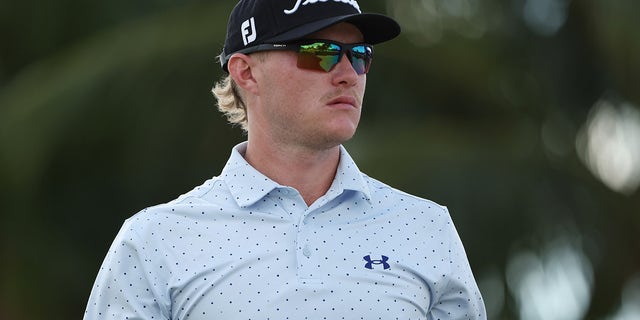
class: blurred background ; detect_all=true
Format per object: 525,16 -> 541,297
1,0 -> 639,319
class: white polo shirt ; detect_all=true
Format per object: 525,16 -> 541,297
84,142 -> 486,320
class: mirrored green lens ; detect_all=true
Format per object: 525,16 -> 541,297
296,41 -> 372,74
298,42 -> 341,72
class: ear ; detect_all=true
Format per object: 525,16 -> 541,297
227,53 -> 260,96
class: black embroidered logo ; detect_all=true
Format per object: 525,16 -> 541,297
363,255 -> 390,270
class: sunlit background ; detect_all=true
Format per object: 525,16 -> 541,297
1,0 -> 638,319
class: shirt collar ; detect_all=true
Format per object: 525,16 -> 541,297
328,145 -> 372,202
220,142 -> 280,208
220,142 -> 372,208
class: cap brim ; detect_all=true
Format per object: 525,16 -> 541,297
266,13 -> 400,45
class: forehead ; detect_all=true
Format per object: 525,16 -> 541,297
306,22 -> 365,42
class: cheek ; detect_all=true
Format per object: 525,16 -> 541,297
265,77 -> 306,110
269,73 -> 317,105
262,62 -> 308,96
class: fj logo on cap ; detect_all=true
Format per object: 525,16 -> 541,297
284,0 -> 361,15
241,17 -> 257,46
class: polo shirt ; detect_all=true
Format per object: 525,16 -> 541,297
84,142 -> 486,320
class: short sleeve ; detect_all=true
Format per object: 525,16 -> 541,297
84,218 -> 170,320
428,208 -> 487,320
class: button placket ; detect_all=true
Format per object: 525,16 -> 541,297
302,244 -> 312,257
296,208 -> 321,281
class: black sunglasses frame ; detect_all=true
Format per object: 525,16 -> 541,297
226,39 -> 374,74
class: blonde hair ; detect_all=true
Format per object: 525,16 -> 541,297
212,52 -> 271,132
212,74 -> 248,132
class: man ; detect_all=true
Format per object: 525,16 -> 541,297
84,0 -> 487,319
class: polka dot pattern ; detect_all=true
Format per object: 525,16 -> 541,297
84,142 -> 486,319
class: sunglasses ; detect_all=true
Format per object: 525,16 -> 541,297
234,40 -> 374,75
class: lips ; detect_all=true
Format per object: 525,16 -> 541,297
327,96 -> 358,108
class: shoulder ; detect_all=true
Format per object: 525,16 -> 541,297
117,176 -> 234,238
169,176 -> 231,205
363,173 -> 447,213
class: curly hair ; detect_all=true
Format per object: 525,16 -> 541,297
211,75 -> 248,132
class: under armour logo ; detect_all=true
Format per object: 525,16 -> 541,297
363,255 -> 390,270
241,17 -> 257,46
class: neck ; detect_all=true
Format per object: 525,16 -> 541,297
244,140 -> 341,206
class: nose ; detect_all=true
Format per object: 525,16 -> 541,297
331,53 -> 360,86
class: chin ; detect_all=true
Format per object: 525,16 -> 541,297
305,129 -> 354,150
326,128 -> 358,146
303,119 -> 359,148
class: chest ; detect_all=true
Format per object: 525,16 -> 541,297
151,209 -> 449,319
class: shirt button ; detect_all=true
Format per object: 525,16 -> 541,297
303,245 -> 312,257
